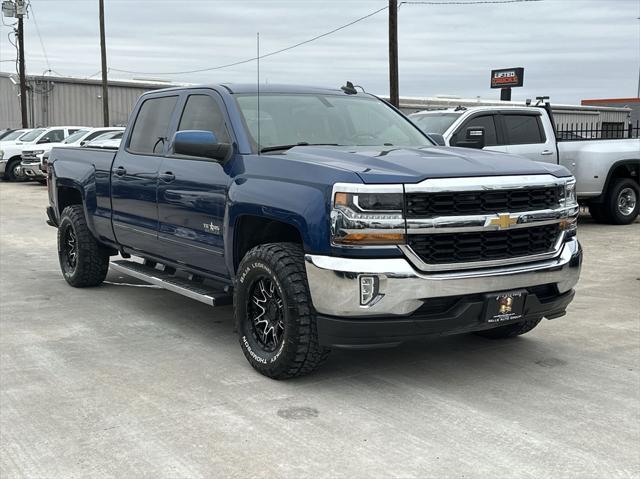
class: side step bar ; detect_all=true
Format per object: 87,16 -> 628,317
110,260 -> 232,307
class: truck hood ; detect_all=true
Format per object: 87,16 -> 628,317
285,146 -> 570,184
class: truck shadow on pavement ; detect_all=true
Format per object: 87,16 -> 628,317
104,270 -> 556,385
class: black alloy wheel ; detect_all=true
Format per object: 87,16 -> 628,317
247,276 -> 285,353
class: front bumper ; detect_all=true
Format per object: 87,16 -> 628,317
0,159 -> 7,175
20,161 -> 45,179
305,238 -> 582,347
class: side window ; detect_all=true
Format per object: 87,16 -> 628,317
41,129 -> 65,143
85,130 -> 113,141
178,94 -> 230,143
503,115 -> 544,145
129,96 -> 178,154
452,115 -> 498,147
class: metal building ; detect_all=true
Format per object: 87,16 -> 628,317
0,72 -> 177,128
0,72 -> 632,132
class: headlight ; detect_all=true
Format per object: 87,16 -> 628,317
331,185 -> 405,246
560,178 -> 578,238
563,178 -> 577,207
32,150 -> 45,155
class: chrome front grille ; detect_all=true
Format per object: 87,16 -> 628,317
400,175 -> 576,272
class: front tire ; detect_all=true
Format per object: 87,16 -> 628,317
4,158 -> 23,181
58,205 -> 110,287
234,243 -> 330,379
475,317 -> 542,339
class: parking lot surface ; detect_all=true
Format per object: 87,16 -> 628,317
1,181 -> 638,478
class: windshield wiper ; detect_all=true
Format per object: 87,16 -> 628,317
260,142 -> 341,153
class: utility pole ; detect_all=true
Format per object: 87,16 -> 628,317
388,0 -> 399,108
99,0 -> 109,126
17,5 -> 28,128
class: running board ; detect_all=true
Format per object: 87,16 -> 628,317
110,260 -> 232,307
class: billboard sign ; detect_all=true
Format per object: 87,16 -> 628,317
490,67 -> 524,89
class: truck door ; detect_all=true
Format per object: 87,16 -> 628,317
499,112 -> 558,164
111,94 -> 179,255
156,91 -> 232,278
449,114 -> 509,155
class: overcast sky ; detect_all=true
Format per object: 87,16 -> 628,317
1,0 -> 638,104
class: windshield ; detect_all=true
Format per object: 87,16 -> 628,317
410,112 -> 462,135
63,129 -> 90,144
18,128 -> 46,142
1,130 -> 27,141
235,93 -> 432,151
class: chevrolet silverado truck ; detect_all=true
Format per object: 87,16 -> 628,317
46,84 -> 582,379
410,105 -> 639,224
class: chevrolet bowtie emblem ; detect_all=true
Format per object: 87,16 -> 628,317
489,214 -> 518,229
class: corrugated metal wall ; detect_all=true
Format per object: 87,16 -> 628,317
0,73 -> 162,128
1,73 -> 632,130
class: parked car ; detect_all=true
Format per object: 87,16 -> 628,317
22,127 -> 124,181
47,84 -> 581,379
0,128 -> 33,149
0,129 -> 18,141
1,126 -> 83,181
410,106 -> 640,224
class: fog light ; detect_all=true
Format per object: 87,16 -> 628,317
360,275 -> 379,306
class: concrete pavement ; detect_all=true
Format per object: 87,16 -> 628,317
1,181 -> 638,478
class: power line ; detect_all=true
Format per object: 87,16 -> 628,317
109,5 -> 389,76
28,1 -> 51,71
400,0 -> 541,4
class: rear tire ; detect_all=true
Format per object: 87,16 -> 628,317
234,242 -> 330,379
600,178 -> 639,225
58,205 -> 110,287
475,317 -> 542,339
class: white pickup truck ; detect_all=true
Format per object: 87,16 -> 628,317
410,105 -> 639,224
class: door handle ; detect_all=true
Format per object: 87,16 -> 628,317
159,171 -> 175,182
114,166 -> 127,176
541,150 -> 554,156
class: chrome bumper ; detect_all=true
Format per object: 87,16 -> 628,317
20,161 -> 45,178
305,238 -> 581,317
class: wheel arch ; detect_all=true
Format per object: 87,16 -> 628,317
594,160 -> 640,204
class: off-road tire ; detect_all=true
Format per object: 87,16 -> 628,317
475,317 -> 542,339
600,178 -> 639,225
58,205 -> 110,287
234,242 -> 330,379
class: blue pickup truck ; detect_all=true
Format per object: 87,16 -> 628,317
47,84 -> 582,378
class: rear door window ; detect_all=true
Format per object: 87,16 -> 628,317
128,96 -> 178,154
503,115 -> 545,145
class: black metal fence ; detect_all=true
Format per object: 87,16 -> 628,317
556,120 -> 640,141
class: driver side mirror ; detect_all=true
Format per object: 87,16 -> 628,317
454,126 -> 485,149
38,137 -> 51,144
172,130 -> 231,162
